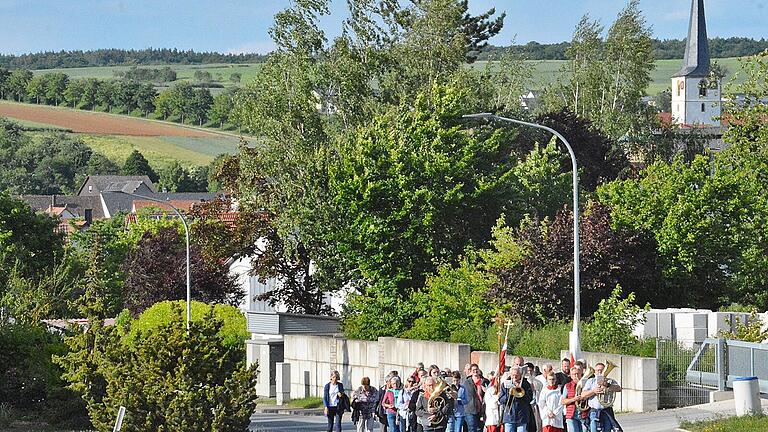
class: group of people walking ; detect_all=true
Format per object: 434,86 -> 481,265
323,357 -> 623,432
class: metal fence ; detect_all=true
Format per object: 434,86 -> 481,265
656,339 -> 712,408
686,338 -> 768,394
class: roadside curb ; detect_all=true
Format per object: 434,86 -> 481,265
253,406 -> 325,416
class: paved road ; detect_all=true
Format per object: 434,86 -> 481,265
250,413 -> 359,431
251,398 -> 768,432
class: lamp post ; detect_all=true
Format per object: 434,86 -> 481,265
110,190 -> 192,330
463,113 -> 582,359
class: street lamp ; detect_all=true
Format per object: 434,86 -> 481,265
463,113 -> 582,359
109,190 -> 192,330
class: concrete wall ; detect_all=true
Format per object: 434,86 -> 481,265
282,335 -> 471,399
561,350 -> 658,413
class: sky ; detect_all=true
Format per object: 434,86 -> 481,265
0,0 -> 765,55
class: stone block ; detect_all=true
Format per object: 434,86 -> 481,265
709,390 -> 734,402
619,389 -> 658,412
276,362 -> 291,405
708,312 -> 749,338
655,312 -> 674,339
674,312 -> 708,329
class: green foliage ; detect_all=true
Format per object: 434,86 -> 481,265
544,1 -> 655,139
597,142 -> 768,311
512,321 -> 570,360
0,193 -> 64,287
55,304 -> 258,432
681,415 -> 768,432
126,301 -> 248,349
121,149 -> 158,182
717,310 -> 768,343
406,253 -> 497,350
0,323 -> 88,427
0,122 -> 113,194
582,285 -> 652,356
1,259 -> 80,324
722,50 -> 768,149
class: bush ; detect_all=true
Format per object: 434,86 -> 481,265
582,285 -> 654,357
0,323 -> 89,427
511,321 -> 570,360
405,255 -> 497,350
56,303 -> 258,432
126,300 -> 248,349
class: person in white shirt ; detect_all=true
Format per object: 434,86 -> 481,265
580,363 -> 622,432
537,373 -> 564,432
483,378 -> 502,432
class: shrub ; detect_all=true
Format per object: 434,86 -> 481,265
56,303 -> 258,432
0,323 -> 88,427
126,300 -> 248,349
717,310 -> 768,343
406,255 -> 497,350
511,321 -> 570,360
582,285 -> 653,356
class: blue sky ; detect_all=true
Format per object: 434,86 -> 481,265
0,0 -> 764,55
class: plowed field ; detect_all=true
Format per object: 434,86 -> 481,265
0,102 -> 218,137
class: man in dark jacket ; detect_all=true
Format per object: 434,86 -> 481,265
460,363 -> 484,432
498,367 -> 533,432
415,377 -> 453,432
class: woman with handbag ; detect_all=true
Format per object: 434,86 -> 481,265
353,377 -> 378,432
324,370 -> 346,432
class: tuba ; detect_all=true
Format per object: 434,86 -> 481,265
575,366 -> 594,412
427,377 -> 450,427
596,360 -> 618,408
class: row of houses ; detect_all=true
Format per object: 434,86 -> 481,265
18,175 -> 340,317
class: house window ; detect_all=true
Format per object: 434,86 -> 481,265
699,79 -> 708,97
677,81 -> 685,96
701,103 -> 706,112
88,185 -> 93,193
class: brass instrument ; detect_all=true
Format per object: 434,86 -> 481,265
427,377 -> 450,427
575,366 -> 594,412
510,381 -> 526,399
596,360 -> 618,408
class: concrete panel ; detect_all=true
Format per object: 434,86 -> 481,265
675,327 -> 707,344
674,312 -> 708,329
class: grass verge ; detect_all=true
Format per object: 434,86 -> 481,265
680,414 -> 768,432
258,396 -> 324,409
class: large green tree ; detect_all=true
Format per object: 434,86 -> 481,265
121,150 -> 158,182
544,1 -> 655,139
0,193 -> 64,289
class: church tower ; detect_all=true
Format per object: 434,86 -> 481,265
671,0 -> 721,127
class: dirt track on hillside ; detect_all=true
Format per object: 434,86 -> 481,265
0,102 -> 218,137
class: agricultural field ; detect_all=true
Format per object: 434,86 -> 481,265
0,100 -> 240,168
32,63 -> 263,89
32,57 -> 747,96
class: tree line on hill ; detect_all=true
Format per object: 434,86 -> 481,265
0,119 -> 222,195
477,36 -> 768,60
0,48 -> 266,70
0,67 -> 240,128
1,37 -> 764,72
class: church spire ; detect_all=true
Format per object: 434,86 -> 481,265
673,0 -> 710,77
